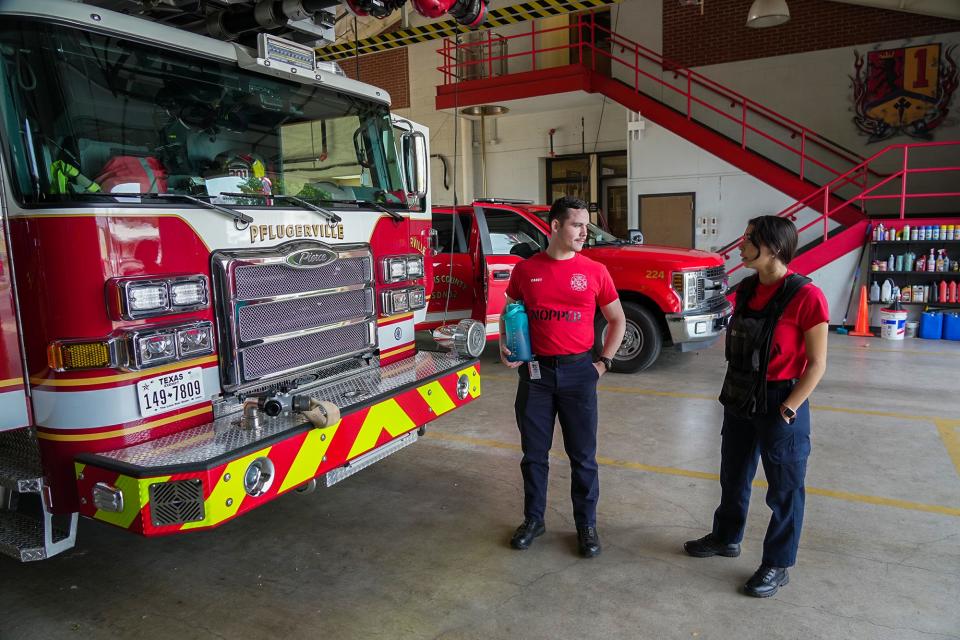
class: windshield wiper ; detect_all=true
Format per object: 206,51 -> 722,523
318,198 -> 404,222
64,192 -> 253,224
220,193 -> 341,223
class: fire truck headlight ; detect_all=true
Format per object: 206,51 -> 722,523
177,323 -> 214,357
243,457 -> 275,497
385,257 -> 407,282
128,283 -> 168,314
170,278 -> 208,308
406,256 -> 424,278
381,288 -> 410,315
133,330 -> 178,367
408,286 -> 426,310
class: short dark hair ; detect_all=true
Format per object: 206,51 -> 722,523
747,215 -> 798,264
548,196 -> 588,226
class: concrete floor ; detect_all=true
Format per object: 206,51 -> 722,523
2,334 -> 959,640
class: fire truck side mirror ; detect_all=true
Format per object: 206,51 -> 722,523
428,228 -> 441,256
401,130 -> 428,200
628,229 -> 644,245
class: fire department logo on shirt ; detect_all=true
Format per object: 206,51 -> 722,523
570,273 -> 588,292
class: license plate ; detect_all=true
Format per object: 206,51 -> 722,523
136,367 -> 206,417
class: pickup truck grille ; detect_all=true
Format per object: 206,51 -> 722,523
212,241 -> 376,392
699,266 -> 728,311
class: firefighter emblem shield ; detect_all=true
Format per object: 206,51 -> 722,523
852,44 -> 958,142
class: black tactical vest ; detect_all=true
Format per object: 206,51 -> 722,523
718,273 -> 811,417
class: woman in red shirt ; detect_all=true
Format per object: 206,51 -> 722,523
684,216 -> 828,598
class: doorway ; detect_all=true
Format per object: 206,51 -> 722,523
638,193 -> 695,248
602,180 -> 628,238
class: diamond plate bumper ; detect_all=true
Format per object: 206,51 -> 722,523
74,352 -> 480,535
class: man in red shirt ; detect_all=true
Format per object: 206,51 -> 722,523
500,196 -> 626,557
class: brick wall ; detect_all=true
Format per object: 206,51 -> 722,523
341,47 -> 410,109
663,0 -> 960,68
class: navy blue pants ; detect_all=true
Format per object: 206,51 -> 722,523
712,386 -> 812,568
515,355 -> 600,527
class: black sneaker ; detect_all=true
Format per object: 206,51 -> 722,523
576,525 -> 601,558
744,565 -> 789,598
683,533 -> 741,558
510,519 -> 545,550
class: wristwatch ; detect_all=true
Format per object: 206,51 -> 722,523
598,356 -> 613,372
781,403 -> 796,424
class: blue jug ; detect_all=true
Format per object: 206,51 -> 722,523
503,301 -> 532,362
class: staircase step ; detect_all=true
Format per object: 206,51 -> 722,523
0,430 -> 43,493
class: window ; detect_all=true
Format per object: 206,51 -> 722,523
0,19 -> 404,206
483,208 -> 546,255
431,212 -> 473,254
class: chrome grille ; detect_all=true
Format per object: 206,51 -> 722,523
212,241 -> 377,391
698,266 -> 728,311
235,257 -> 371,300
238,288 -> 374,342
241,322 -> 375,381
149,479 -> 204,526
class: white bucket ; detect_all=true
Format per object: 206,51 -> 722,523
880,309 -> 908,340
905,320 -> 919,338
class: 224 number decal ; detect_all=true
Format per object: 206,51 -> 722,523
645,270 -> 665,280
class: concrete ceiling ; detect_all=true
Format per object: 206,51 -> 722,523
826,0 -> 960,21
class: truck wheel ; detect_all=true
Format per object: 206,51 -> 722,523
595,302 -> 662,373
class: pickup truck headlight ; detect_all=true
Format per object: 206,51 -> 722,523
671,271 -> 701,312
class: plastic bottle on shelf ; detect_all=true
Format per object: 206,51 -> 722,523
950,281 -> 958,303
940,280 -> 948,303
911,227 -> 919,241
881,279 -> 893,303
928,249 -> 936,271
901,286 -> 911,303
896,254 -> 904,271
917,256 -> 926,272
937,250 -> 945,273
941,224 -> 947,240
948,225 -> 955,241
902,224 -> 910,241
870,280 -> 881,302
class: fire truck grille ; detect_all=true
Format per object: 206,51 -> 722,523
149,479 -> 204,527
237,288 -> 374,342
234,257 -> 371,300
241,321 -> 375,381
213,242 -> 377,391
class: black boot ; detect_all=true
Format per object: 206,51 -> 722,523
576,525 -> 601,558
744,565 -> 789,598
683,533 -> 741,558
510,519 -> 545,550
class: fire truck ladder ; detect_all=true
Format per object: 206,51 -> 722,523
0,430 -> 77,561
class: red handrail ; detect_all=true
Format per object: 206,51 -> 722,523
437,13 -> 879,189
718,141 -> 960,276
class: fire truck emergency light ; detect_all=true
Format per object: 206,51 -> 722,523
381,286 -> 427,316
48,341 -> 116,370
111,275 -> 209,319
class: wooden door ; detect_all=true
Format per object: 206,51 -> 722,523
638,193 -> 695,248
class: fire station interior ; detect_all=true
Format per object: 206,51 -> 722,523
4,1 -> 960,639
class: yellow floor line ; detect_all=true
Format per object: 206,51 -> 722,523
934,419 -> 960,477
483,373 -> 954,423
424,431 -> 960,518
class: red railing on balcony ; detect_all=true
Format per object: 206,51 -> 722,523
437,12 -> 878,195
717,141 -> 960,277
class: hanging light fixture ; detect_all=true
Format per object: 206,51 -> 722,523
746,0 -> 790,28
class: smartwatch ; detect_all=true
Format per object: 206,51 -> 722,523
599,356 -> 613,372
781,404 -> 796,423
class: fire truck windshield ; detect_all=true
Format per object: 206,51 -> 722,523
0,19 -> 405,209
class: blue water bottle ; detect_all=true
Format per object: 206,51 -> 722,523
503,301 -> 532,362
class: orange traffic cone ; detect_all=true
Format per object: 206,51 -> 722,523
848,285 -> 874,337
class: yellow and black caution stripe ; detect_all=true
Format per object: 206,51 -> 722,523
317,0 -> 621,61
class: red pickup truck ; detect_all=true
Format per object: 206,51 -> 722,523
418,199 -> 732,372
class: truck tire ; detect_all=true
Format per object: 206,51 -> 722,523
595,302 -> 662,373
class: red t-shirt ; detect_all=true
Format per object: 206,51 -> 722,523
505,252 -> 618,356
746,273 -> 829,381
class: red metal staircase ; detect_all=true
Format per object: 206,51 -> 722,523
435,13 -> 874,226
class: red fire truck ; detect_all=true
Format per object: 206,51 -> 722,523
420,200 -> 732,372
0,0 -> 487,561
